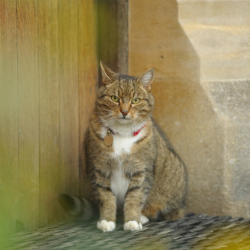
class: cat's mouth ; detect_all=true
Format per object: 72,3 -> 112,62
118,118 -> 131,124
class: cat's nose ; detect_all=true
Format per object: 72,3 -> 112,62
121,109 -> 128,117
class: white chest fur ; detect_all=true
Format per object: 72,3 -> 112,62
112,133 -> 140,156
101,128 -> 145,206
110,159 -> 129,207
110,134 -> 138,206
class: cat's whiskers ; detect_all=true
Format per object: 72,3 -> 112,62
94,107 -> 114,115
132,119 -> 141,130
94,113 -> 114,124
99,114 -> 117,127
95,113 -> 113,119
106,116 -> 116,127
138,118 -> 143,123
133,117 -> 143,127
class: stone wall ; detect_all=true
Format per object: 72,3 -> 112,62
128,0 -> 250,217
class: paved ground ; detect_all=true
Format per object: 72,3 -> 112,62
3,214 -> 250,249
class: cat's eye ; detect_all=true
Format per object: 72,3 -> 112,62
131,98 -> 140,104
111,95 -> 120,103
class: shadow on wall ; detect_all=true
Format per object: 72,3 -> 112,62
129,0 -> 224,215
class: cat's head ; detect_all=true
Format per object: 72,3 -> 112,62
94,62 -> 155,132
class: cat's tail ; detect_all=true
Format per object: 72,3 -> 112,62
58,194 -> 94,220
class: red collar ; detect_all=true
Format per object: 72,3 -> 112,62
133,124 -> 145,136
109,124 -> 145,137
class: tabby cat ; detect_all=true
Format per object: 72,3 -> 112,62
59,62 -> 187,232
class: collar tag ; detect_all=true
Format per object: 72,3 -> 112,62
104,129 -> 113,147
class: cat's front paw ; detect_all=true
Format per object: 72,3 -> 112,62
140,215 -> 149,224
124,221 -> 142,231
97,220 -> 116,232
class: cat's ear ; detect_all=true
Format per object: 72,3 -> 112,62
100,61 -> 116,85
137,68 -> 155,91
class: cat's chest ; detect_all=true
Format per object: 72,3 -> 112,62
110,158 -> 129,207
112,134 -> 138,157
110,135 -> 141,206
101,127 -> 144,157
101,128 -> 144,206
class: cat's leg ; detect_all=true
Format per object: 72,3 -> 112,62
97,191 -> 116,232
123,173 -> 147,231
93,171 -> 117,232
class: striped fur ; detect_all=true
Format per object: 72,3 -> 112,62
59,63 -> 187,232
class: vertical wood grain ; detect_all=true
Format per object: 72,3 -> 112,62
17,0 -> 40,228
98,0 -> 118,74
0,0 -> 103,232
117,0 -> 129,74
0,0 -> 19,234
98,0 -> 129,77
78,0 -> 99,199
58,0 -> 79,195
38,0 -> 61,227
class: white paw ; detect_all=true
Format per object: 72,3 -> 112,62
124,221 -> 142,231
97,220 -> 116,232
140,215 -> 149,224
